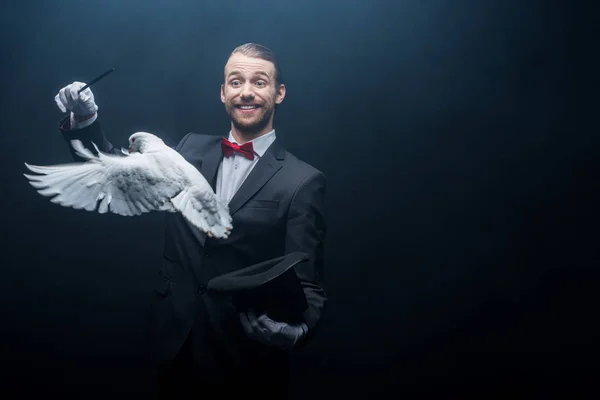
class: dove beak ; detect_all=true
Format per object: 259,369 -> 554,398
128,146 -> 132,153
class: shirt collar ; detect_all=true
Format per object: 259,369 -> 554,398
228,129 -> 276,158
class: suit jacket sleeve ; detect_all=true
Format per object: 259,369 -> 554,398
285,170 -> 328,346
58,115 -> 183,161
58,115 -> 123,161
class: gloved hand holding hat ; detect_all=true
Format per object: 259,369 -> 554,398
207,252 -> 311,349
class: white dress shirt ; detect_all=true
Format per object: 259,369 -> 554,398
216,129 -> 277,204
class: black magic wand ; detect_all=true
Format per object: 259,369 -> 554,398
78,68 -> 114,93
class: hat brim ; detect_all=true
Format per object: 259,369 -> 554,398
207,252 -> 309,292
206,252 -> 310,323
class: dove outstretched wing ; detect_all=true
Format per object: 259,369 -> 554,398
24,140 -> 183,216
24,139 -> 233,238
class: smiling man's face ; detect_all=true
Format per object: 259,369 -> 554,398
221,52 -> 285,140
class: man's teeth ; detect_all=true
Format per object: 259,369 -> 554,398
238,105 -> 258,109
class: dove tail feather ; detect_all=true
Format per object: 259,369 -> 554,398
70,140 -> 97,161
217,197 -> 232,226
170,188 -> 232,239
213,199 -> 233,238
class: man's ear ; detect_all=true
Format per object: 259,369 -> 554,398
275,84 -> 286,104
220,84 -> 225,103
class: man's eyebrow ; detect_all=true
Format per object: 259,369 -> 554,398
227,70 -> 271,79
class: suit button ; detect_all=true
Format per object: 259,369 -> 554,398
197,284 -> 206,294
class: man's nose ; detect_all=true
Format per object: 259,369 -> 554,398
240,83 -> 255,99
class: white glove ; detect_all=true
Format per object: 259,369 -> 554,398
54,81 -> 98,116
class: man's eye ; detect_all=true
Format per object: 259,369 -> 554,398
255,81 -> 266,87
231,80 -> 241,86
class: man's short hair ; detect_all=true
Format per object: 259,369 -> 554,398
229,43 -> 283,86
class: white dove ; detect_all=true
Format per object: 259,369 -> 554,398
23,132 -> 233,239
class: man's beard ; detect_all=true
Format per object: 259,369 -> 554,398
226,104 -> 274,136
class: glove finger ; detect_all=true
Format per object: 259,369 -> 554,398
241,312 -> 269,344
239,312 -> 253,336
246,310 -> 261,331
257,314 -> 282,333
79,87 -> 92,100
63,86 -> 75,106
80,90 -> 98,112
68,84 -> 82,106
71,81 -> 86,92
58,88 -> 70,111
54,92 -> 67,112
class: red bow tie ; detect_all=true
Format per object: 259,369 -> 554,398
221,138 -> 255,160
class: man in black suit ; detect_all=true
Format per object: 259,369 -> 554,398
55,43 -> 327,396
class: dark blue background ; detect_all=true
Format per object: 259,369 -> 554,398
0,0 -> 595,396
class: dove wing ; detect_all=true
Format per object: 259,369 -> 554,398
169,171 -> 233,239
23,140 -> 183,216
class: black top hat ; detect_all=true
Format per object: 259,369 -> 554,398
207,252 -> 309,324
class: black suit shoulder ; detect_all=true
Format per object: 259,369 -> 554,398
281,149 -> 326,188
285,150 -> 323,175
175,132 -> 221,153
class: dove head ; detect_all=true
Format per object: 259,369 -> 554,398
128,132 -> 165,154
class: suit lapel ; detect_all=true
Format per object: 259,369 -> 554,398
198,140 -> 225,191
227,138 -> 285,215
